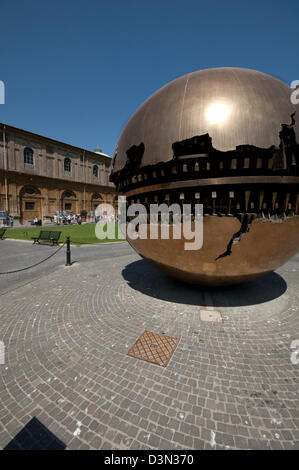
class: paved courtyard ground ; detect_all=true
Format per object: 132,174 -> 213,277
0,239 -> 298,450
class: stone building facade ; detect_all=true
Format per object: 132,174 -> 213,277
0,123 -> 116,224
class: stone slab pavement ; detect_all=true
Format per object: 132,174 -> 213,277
0,239 -> 298,450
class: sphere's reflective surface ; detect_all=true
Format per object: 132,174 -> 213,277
112,67 -> 299,172
111,67 -> 299,286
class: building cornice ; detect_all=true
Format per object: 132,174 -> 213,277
0,122 -> 111,163
0,168 -> 116,193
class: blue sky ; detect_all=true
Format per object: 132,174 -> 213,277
0,0 -> 298,157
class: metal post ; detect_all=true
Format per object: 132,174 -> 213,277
65,236 -> 72,266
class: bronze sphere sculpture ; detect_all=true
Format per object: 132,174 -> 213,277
110,67 -> 299,285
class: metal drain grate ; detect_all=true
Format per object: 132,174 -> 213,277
127,330 -> 179,367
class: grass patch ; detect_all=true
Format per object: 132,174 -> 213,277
4,223 -> 126,245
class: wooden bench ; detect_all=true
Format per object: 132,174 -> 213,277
32,230 -> 61,246
0,228 -> 6,240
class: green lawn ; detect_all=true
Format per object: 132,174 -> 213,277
4,222 -> 126,245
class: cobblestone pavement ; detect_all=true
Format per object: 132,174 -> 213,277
0,240 -> 298,450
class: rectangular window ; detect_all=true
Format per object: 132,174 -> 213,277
244,157 -> 250,168
231,159 -> 237,170
257,158 -> 263,169
65,203 -> 72,211
25,202 -> 35,210
24,153 -> 33,165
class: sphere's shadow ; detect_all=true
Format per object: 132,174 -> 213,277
121,259 -> 287,307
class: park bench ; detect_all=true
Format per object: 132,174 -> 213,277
0,228 -> 6,239
32,230 -> 61,246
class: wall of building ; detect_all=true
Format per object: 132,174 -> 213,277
0,124 -> 117,224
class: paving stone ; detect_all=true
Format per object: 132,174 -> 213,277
0,241 -> 298,450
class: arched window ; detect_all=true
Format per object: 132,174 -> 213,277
64,157 -> 71,172
24,147 -> 33,165
93,165 -> 98,177
63,191 -> 73,198
24,187 -> 36,195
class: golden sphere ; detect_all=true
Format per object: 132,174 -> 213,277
111,68 -> 299,285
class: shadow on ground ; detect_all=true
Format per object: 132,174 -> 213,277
122,259 -> 287,307
4,417 -> 66,450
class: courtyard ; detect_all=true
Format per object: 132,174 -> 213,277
0,239 -> 298,450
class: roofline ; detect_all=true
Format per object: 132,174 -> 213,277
0,122 -> 111,162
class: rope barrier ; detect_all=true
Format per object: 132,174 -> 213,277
0,243 -> 65,275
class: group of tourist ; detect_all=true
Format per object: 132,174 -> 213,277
52,213 -> 116,225
4,213 -> 117,227
53,214 -> 82,225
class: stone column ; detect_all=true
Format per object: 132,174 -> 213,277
41,148 -> 47,176
8,138 -> 16,170
10,182 -> 19,218
41,187 -> 51,223
75,161 -> 79,181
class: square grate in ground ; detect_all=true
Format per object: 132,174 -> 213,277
127,330 -> 179,367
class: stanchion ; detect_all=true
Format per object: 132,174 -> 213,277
65,236 -> 72,266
